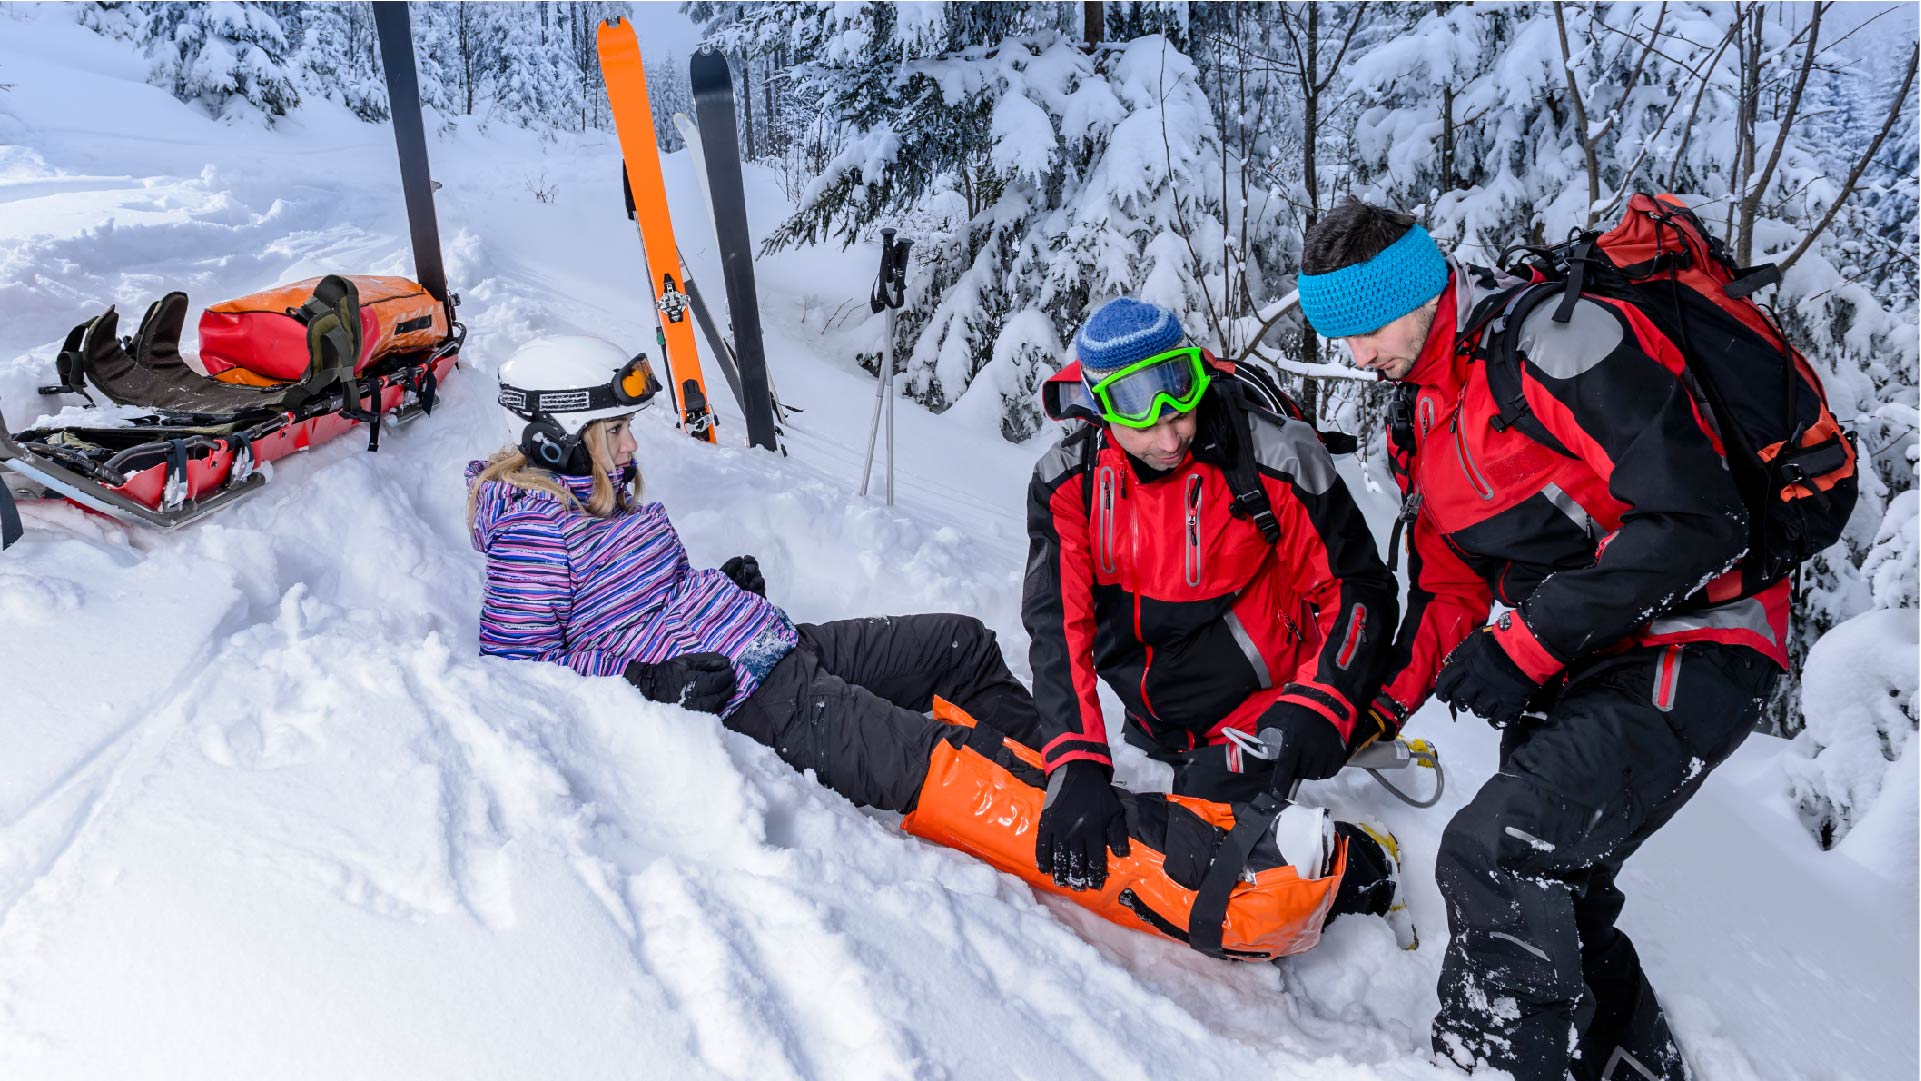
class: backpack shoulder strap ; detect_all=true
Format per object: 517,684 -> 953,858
1482,283 -> 1578,460
1070,422 -> 1100,521
1213,382 -> 1282,545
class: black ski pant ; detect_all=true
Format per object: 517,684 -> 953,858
1430,642 -> 1777,1081
725,614 -> 1044,813
726,613 -> 1393,930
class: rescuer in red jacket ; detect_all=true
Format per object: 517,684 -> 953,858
1022,297 -> 1398,892
1298,201 -> 1786,1081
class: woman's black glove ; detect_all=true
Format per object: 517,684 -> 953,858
720,555 -> 765,596
1434,627 -> 1540,728
623,652 -> 737,714
1256,702 -> 1349,794
1034,760 -> 1131,891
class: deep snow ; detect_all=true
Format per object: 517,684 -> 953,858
0,11 -> 1914,1081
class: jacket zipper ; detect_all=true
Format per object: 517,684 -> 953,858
1451,411 -> 1496,502
1183,473 -> 1204,588
1132,475 -> 1155,720
1097,464 -> 1118,575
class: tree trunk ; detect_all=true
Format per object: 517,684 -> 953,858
1437,1 -> 1454,190
739,58 -> 756,159
1551,0 -> 1602,228
1737,3 -> 1822,267
763,54 -> 777,154
1727,5 -> 1762,245
1300,1 -> 1321,422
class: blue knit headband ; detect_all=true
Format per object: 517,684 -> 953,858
1297,225 -> 1448,338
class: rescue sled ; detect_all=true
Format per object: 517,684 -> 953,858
0,4 -> 455,549
1,274 -> 462,539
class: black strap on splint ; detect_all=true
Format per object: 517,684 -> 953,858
1186,789 -> 1285,958
0,485 -> 22,550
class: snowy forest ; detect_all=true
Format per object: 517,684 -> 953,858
69,0 -> 1918,859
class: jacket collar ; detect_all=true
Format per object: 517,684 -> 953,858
555,461 -> 637,500
1404,257 -> 1525,396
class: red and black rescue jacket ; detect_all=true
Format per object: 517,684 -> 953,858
1380,261 -> 1791,721
1024,364 -> 1397,774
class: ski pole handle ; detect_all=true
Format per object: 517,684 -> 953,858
886,237 -> 912,309
871,228 -> 899,313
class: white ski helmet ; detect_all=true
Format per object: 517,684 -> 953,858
496,335 -> 660,472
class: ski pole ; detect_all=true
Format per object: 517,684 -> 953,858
883,300 -> 898,505
859,229 -> 910,500
857,232 -> 894,497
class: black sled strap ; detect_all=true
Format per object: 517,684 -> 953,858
0,484 -> 22,550
39,322 -> 92,401
1187,789 -> 1285,958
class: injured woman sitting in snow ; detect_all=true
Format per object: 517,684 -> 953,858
465,335 -> 1410,962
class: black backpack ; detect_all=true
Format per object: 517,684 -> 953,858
1459,194 -> 1858,592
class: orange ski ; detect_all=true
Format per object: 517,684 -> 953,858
596,17 -> 717,443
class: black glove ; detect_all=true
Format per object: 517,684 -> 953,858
623,652 -> 737,714
1255,702 -> 1349,793
1433,627 -> 1540,727
1346,695 -> 1408,758
1034,760 -> 1131,891
720,555 -> 765,596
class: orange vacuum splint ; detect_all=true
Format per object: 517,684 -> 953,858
904,699 -> 1348,961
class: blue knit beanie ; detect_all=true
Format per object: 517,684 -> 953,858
1297,225 -> 1448,338
1076,298 -> 1185,380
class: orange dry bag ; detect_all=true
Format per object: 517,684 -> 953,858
199,275 -> 449,383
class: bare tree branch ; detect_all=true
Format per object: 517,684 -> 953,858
1738,2 -> 1823,264
1779,42 -> 1920,274
1553,1 -> 1603,227
1593,2 -> 1667,143
1666,19 -> 1741,190
1315,5 -> 1367,94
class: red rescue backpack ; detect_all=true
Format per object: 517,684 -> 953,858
1469,192 -> 1858,592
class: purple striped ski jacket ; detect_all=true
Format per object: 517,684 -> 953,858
468,461 -> 797,716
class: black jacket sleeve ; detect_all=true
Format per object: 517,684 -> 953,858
1490,296 -> 1748,679
1021,436 -> 1113,773
1250,416 -> 1400,739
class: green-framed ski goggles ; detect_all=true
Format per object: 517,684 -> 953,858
1084,345 -> 1213,429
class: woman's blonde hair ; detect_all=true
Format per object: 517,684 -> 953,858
466,418 -> 642,526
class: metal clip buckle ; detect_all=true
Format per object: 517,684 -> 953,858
1222,727 -> 1277,760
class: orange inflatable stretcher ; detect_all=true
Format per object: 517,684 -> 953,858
199,275 -> 449,383
903,699 -> 1346,961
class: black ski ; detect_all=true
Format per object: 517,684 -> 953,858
689,49 -> 780,453
374,4 -> 450,312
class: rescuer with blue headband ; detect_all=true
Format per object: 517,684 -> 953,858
1296,212 -> 1451,384
1296,224 -> 1449,339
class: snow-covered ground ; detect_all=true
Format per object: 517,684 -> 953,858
1,12 -> 1914,1081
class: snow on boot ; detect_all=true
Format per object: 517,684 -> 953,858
1357,822 -> 1419,950
1268,803 -> 1335,879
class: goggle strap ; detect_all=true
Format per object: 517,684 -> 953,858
498,356 -> 658,418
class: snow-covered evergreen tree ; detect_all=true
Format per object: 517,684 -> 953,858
142,1 -> 301,122
293,1 -> 386,121
701,6 -> 1234,423
647,51 -> 694,153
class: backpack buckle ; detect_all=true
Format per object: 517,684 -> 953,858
1231,488 -> 1279,537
